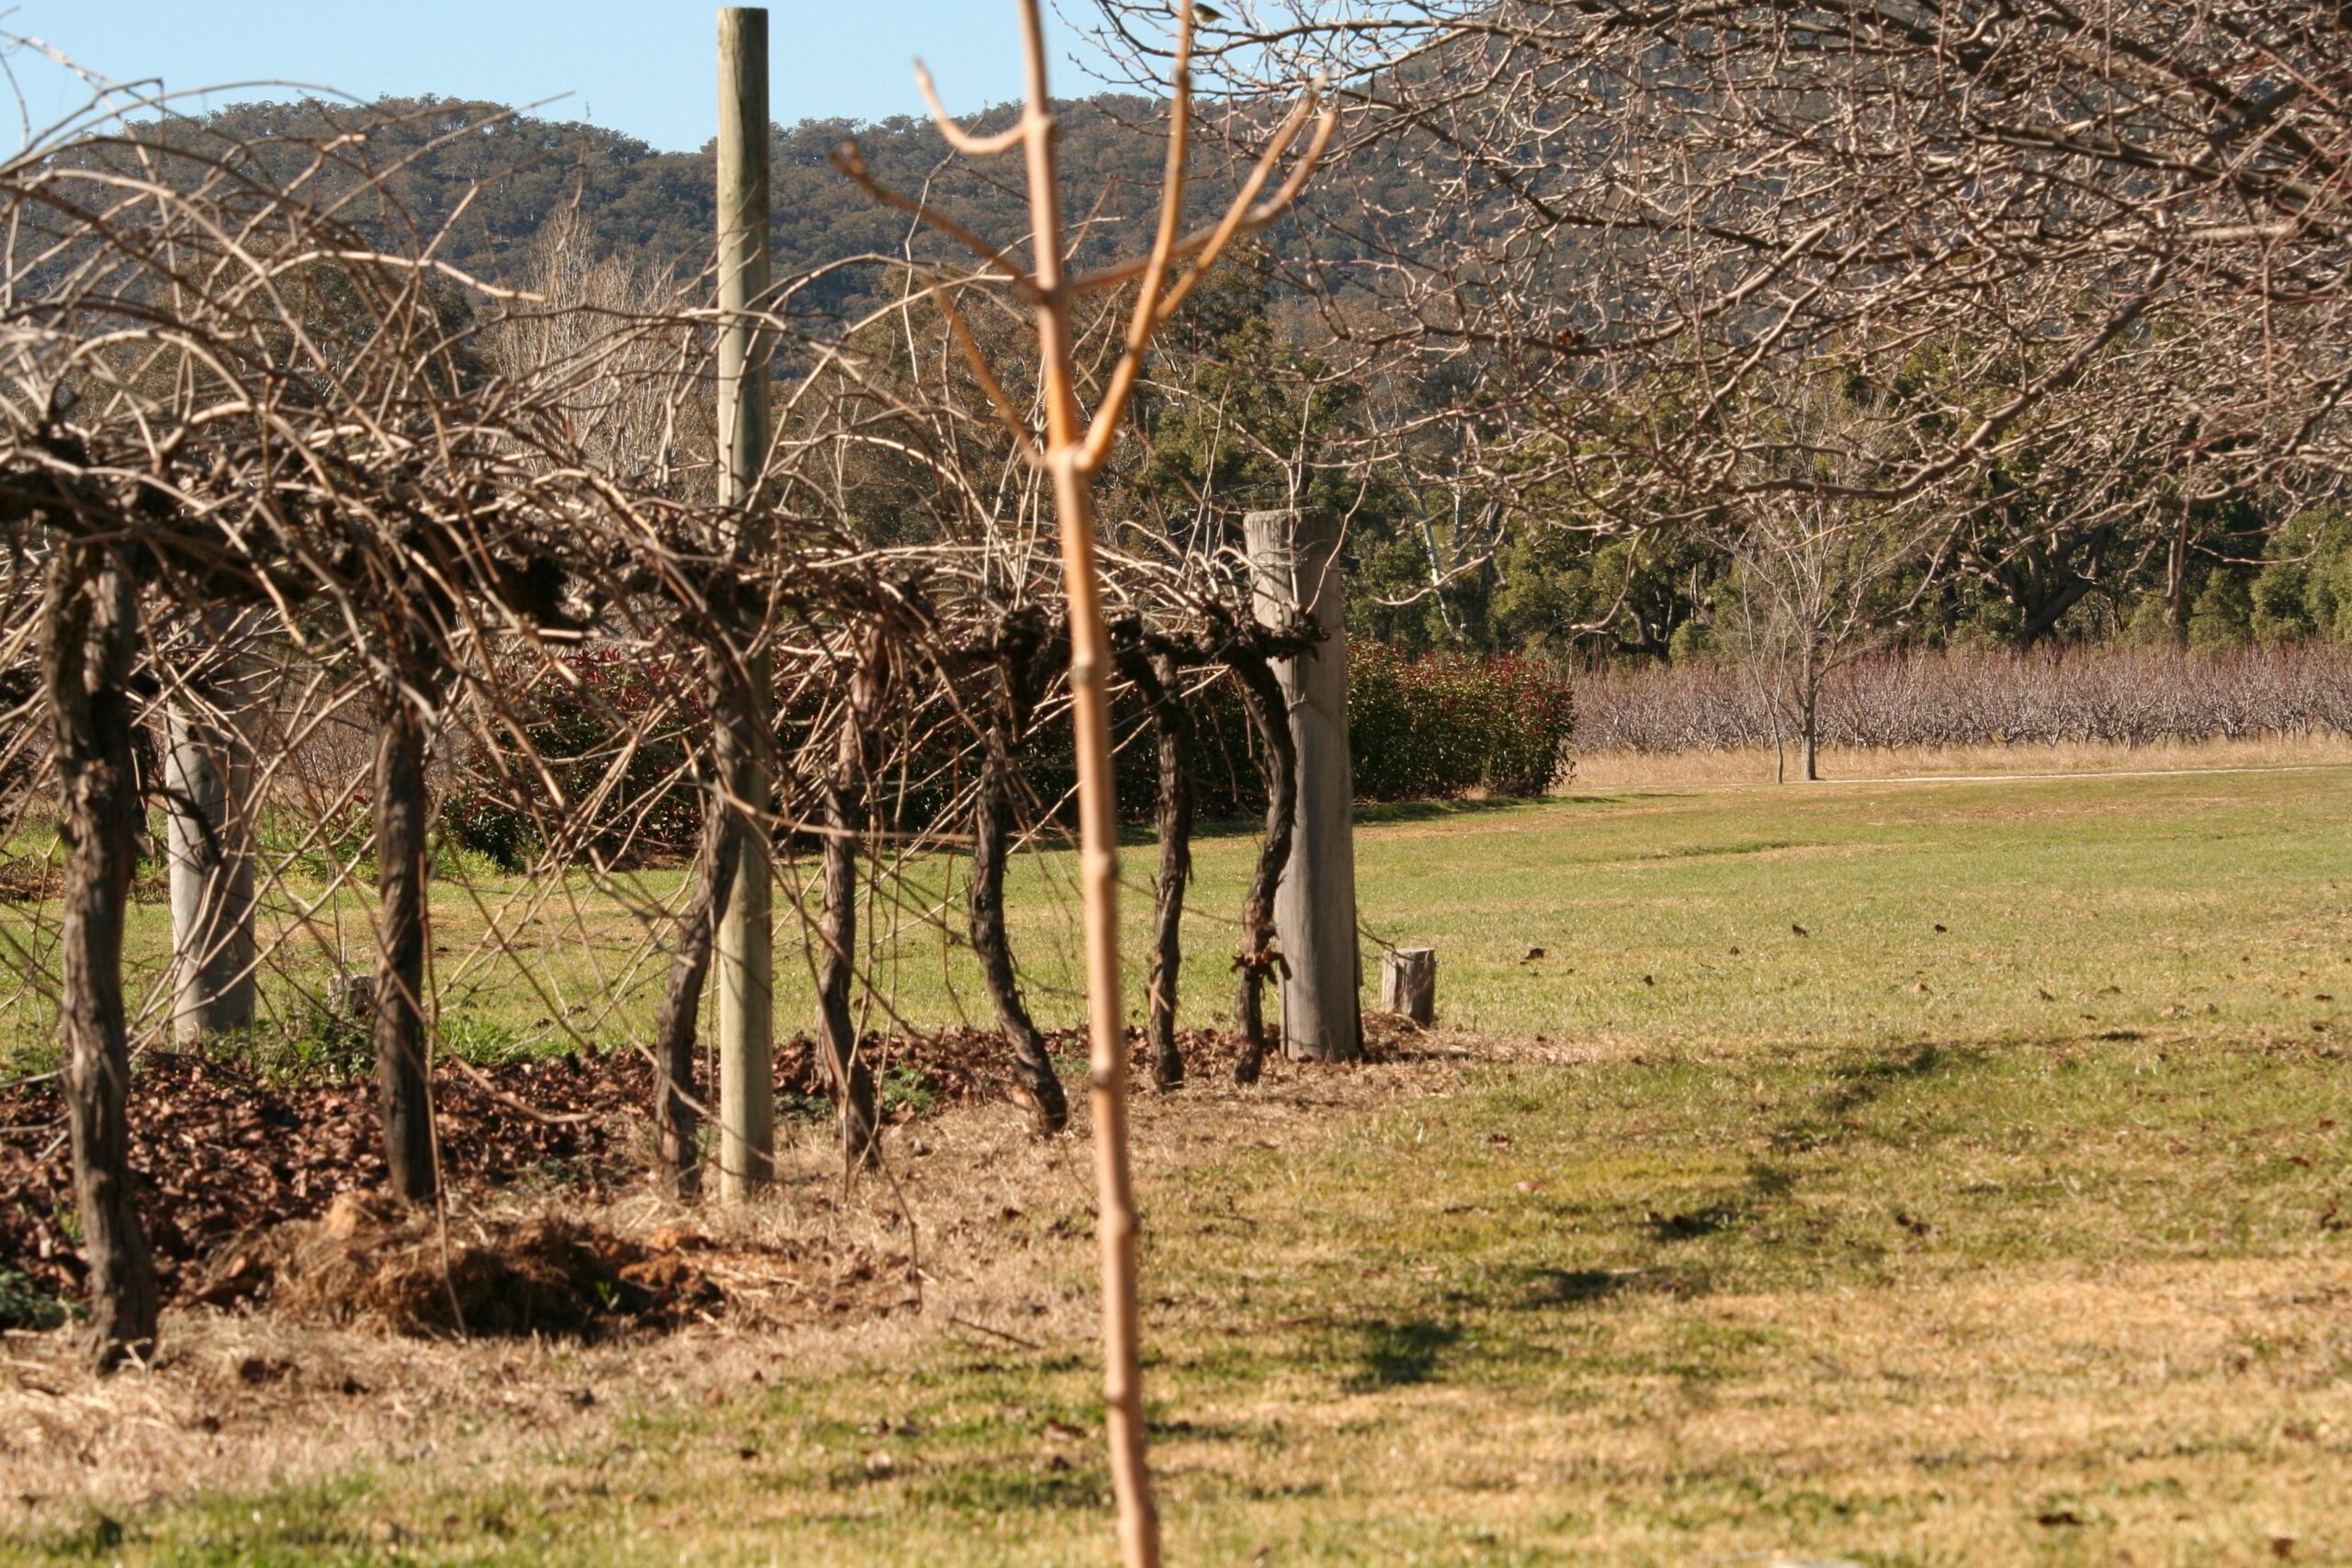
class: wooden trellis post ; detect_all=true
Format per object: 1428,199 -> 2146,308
713,5 -> 775,1200
1246,507 -> 1363,1061
164,622 -> 257,1043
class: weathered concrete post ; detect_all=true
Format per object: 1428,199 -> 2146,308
713,5 -> 775,1200
164,625 -> 256,1043
1245,508 -> 1363,1061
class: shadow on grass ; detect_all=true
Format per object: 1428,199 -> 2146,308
1356,796 -> 1555,827
909,1459 -> 1110,1516
1610,1046 -> 1986,1248
1513,1266 -> 1705,1306
1636,1161 -> 1798,1250
1611,1045 -> 1993,1272
1170,795 -> 1543,844
1087,791 -> 1661,848
1343,1318 -> 1464,1392
1767,1041 -> 1988,1153
1646,1200 -> 1748,1241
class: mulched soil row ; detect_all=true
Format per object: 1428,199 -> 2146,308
0,1023 -> 1253,1310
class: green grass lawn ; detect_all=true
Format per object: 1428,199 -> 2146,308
7,765 -> 2352,1564
11,763 -> 2341,1069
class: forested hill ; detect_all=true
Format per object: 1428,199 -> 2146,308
145,94 -> 1366,318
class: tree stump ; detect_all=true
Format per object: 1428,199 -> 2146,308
1379,947 -> 1436,1026
327,972 -> 377,1024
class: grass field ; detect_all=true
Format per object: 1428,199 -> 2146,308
6,764 -> 2351,1564
13,749 -> 2346,1066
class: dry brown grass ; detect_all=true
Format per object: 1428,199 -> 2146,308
1159,1256 -> 2352,1564
8,1026 -> 2346,1565
0,1040 -> 1472,1540
1570,730 -> 2352,786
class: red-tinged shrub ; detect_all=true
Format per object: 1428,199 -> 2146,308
1349,645 -> 1577,800
442,647 -> 706,869
438,641 -> 1577,862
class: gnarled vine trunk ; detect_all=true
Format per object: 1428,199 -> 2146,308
1226,644 -> 1296,1085
43,542 -> 160,1371
1117,645 -> 1193,1091
371,687 -> 436,1204
970,615 -> 1069,1132
816,647 -> 881,1170
971,723 -> 1070,1132
650,710 -> 742,1198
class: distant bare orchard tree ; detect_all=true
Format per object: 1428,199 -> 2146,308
1712,375 -> 1953,780
1090,0 -> 2352,587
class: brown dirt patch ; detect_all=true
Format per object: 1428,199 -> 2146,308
208,1196 -> 718,1338
199,1194 -> 926,1341
0,1023 -> 1272,1315
1,1050 -> 650,1309
0,1033 -> 1487,1530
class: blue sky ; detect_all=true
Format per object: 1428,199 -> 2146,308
6,3 -> 1126,151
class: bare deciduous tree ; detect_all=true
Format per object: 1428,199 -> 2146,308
1092,0 -> 2352,621
834,4 -> 1333,1558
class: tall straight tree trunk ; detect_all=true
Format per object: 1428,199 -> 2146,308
1117,646 -> 1193,1090
42,543 -> 160,1371
371,691 -> 436,1203
650,718 -> 741,1198
1227,645 -> 1296,1085
2165,503 -> 2192,644
816,650 -> 881,1171
1801,683 -> 1822,782
971,720 -> 1069,1131
164,625 -> 256,1043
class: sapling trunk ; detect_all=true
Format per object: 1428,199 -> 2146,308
1044,449 -> 1158,1562
43,544 -> 160,1371
371,691 -> 436,1204
829,3 -> 1329,1550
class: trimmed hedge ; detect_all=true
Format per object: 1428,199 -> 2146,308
1348,646 -> 1576,800
447,642 -> 1575,866
443,647 -> 703,869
